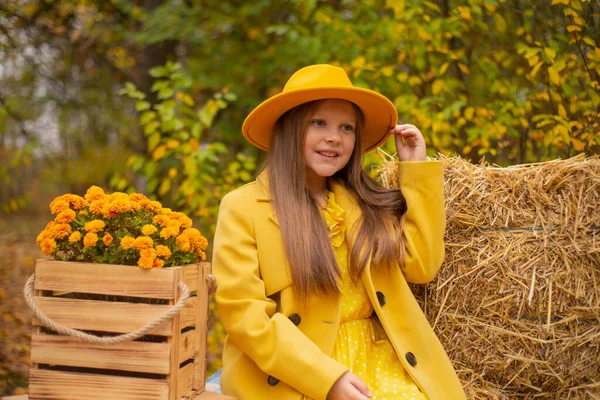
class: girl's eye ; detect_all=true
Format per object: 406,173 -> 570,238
343,124 -> 355,132
311,119 -> 326,127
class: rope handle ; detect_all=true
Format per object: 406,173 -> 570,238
23,274 -> 198,344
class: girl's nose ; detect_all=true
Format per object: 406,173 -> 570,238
324,129 -> 342,143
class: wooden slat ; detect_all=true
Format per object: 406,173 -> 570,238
178,329 -> 196,365
193,263 -> 210,390
30,333 -> 171,374
168,268 -> 183,400
182,263 -> 200,293
196,391 -> 237,400
34,260 -> 176,299
32,296 -> 197,336
29,368 -> 169,400
176,363 -> 194,398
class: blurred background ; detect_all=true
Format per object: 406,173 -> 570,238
0,0 -> 598,396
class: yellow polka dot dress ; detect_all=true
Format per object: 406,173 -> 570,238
322,191 -> 428,400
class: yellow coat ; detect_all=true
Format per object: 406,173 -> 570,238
213,161 -> 466,400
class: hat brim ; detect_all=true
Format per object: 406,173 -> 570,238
242,87 -> 398,152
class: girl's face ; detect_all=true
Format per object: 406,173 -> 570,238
303,99 -> 357,183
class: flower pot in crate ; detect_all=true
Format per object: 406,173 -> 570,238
24,259 -> 212,400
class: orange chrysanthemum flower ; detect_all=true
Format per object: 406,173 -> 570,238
85,220 -> 106,233
89,200 -> 104,214
153,259 -> 165,268
120,236 -> 135,250
102,199 -> 132,218
160,207 -> 173,215
79,210 -> 88,216
64,194 -> 87,210
103,233 -> 113,246
167,219 -> 182,231
152,215 -> 170,227
140,248 -> 157,258
198,252 -> 207,262
145,201 -> 162,213
68,231 -> 82,243
51,223 -> 72,240
83,232 -> 98,248
176,234 -> 191,252
85,185 -> 106,202
155,245 -> 171,259
169,212 -> 193,229
49,199 -> 70,215
133,236 -> 154,251
129,193 -> 148,202
138,256 -> 154,269
141,224 -> 158,236
36,230 -> 51,246
40,238 -> 57,256
55,209 -> 76,224
160,227 -> 178,240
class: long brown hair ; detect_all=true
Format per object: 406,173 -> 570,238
265,100 -> 407,301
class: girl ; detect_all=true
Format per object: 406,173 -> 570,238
212,64 -> 466,400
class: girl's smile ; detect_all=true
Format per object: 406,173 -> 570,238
304,99 -> 357,189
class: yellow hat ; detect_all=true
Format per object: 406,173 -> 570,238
242,64 -> 398,152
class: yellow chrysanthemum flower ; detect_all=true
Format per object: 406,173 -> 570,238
102,199 -> 132,218
55,209 -> 76,224
51,223 -> 72,240
175,234 -> 191,252
133,236 -> 154,251
64,194 -> 87,210
120,236 -> 135,250
40,238 -> 57,256
85,186 -> 105,202
140,248 -> 157,258
155,245 -> 171,259
145,201 -> 162,213
68,231 -> 82,243
160,227 -> 178,240
160,207 -> 173,215
36,230 -> 51,246
198,251 -> 207,262
141,224 -> 158,236
49,199 -> 70,215
103,233 -> 113,246
152,214 -> 170,227
138,256 -> 154,269
167,219 -> 182,231
79,210 -> 88,216
89,200 -> 104,214
84,220 -> 106,233
169,212 -> 193,229
83,232 -> 98,248
129,193 -> 148,202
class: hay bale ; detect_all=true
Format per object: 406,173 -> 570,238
376,154 -> 600,399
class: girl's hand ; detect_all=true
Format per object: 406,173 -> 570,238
327,371 -> 373,400
391,124 -> 427,162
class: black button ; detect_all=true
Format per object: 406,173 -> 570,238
376,291 -> 386,306
288,313 -> 301,326
406,352 -> 417,367
267,375 -> 279,386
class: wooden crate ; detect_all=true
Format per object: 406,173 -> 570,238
27,259 -> 211,400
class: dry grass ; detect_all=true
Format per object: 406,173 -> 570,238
377,153 -> 600,399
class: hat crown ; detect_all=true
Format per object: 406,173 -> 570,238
283,64 -> 353,92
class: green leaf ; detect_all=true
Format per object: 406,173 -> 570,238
149,66 -> 168,78
136,100 -> 151,111
140,111 -> 156,126
147,133 -> 161,151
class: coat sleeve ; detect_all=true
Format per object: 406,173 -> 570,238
398,160 -> 446,283
212,190 -> 348,400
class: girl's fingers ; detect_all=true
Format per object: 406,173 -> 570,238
348,374 -> 373,398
